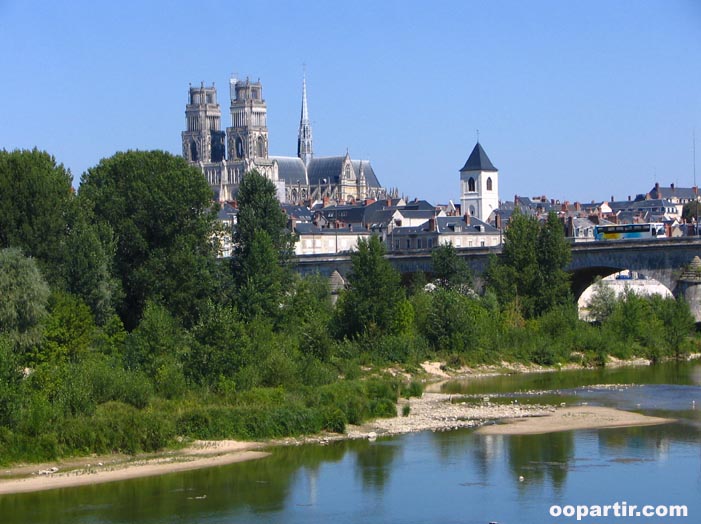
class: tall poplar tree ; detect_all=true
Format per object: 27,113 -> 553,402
334,236 -> 405,338
487,209 -> 571,317
232,170 -> 294,320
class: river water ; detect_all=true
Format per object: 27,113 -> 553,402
1,362 -> 700,524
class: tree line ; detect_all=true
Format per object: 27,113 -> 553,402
0,148 -> 697,464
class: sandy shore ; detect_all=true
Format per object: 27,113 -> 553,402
2,356 -> 693,496
0,440 -> 269,495
475,405 -> 674,435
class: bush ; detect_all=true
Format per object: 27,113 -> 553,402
370,398 -> 397,418
401,380 -> 423,399
320,407 -> 347,433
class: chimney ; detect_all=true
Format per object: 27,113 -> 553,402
628,195 -> 631,201
610,195 -> 614,202
671,182 -> 675,190
464,213 -> 471,226
428,217 -> 437,232
495,213 -> 502,230
567,216 -> 574,237
655,182 -> 660,193
287,217 -> 297,231
386,198 -> 392,208
514,194 -> 519,204
364,198 -> 376,206
575,201 -> 581,212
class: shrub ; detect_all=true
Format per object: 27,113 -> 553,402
320,407 -> 347,433
401,380 -> 423,399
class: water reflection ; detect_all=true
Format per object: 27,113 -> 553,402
1,361 -> 700,524
353,440 -> 401,491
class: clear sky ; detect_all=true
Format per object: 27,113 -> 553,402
1,0 -> 700,205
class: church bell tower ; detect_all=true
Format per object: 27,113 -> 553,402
459,142 -> 499,222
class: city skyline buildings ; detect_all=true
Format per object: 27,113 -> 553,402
1,1 -> 699,205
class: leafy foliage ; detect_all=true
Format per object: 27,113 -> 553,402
431,242 -> 473,290
79,150 -> 219,328
0,248 -> 50,355
334,236 -> 405,338
487,209 -> 570,317
0,149 -> 74,284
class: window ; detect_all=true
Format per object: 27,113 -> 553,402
468,177 -> 476,192
257,136 -> 265,157
486,177 -> 493,191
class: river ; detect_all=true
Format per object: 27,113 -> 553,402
1,361 -> 700,524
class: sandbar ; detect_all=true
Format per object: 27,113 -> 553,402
0,440 -> 269,495
475,405 -> 674,435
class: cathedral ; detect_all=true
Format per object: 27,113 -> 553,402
181,76 -> 389,204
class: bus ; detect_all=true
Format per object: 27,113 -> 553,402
593,223 -> 666,241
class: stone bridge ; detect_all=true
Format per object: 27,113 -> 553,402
295,238 -> 701,299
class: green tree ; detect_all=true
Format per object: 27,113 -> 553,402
79,150 -> 219,328
0,335 -> 22,426
0,248 -> 50,355
334,236 -> 405,338
236,230 -> 284,320
431,242 -> 473,290
487,209 -> 571,317
234,170 -> 293,261
585,278 -> 617,323
188,302 -> 250,386
0,149 -> 74,284
486,208 -> 540,314
682,201 -> 701,224
649,295 -> 695,358
39,292 -> 96,364
59,207 -> 119,324
123,301 -> 189,378
232,170 -> 294,319
534,212 -> 571,315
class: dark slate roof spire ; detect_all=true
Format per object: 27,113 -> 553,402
297,71 -> 313,166
460,142 -> 497,172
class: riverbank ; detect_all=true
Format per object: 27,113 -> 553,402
1,356 -> 695,495
0,441 -> 269,495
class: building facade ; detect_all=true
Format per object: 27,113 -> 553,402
182,76 -> 388,204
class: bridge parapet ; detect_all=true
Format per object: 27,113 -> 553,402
295,238 -> 701,309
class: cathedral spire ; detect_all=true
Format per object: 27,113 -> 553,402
297,71 -> 313,166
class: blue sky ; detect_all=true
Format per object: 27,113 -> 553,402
1,0 -> 700,205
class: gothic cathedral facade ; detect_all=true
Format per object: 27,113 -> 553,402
182,76 -> 388,204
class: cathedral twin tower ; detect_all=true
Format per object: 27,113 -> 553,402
182,74 -> 499,223
182,75 -> 387,204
